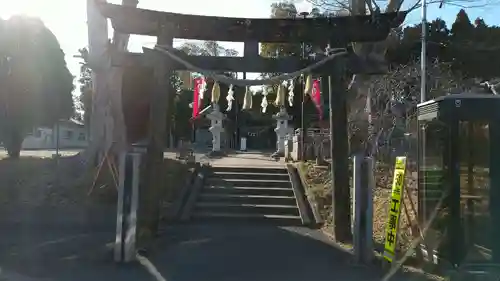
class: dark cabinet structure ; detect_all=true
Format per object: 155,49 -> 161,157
417,94 -> 500,269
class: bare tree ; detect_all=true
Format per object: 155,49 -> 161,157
306,0 -> 497,15
224,48 -> 240,57
302,0 -> 498,156
86,0 -> 138,164
349,59 -> 463,158
179,41 -> 239,57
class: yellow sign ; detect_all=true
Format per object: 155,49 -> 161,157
383,156 -> 407,263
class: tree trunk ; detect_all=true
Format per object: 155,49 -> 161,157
85,0 -> 136,165
5,128 -> 22,159
349,0 -> 402,156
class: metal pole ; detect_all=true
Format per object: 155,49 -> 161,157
234,89 -> 239,149
300,12 -> 309,161
115,152 -> 141,263
352,154 -> 362,260
420,0 -> 427,103
328,74 -> 335,193
364,156 -> 374,262
55,120 -> 60,187
56,121 -> 60,157
301,42 -> 306,161
238,72 -> 245,149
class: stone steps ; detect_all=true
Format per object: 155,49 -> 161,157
210,171 -> 290,181
205,178 -> 291,188
210,166 -> 288,174
199,193 -> 297,205
196,202 -> 300,216
192,166 -> 302,225
192,212 -> 302,225
203,186 -> 294,197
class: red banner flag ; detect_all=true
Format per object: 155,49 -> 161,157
312,79 -> 323,120
192,78 -> 202,119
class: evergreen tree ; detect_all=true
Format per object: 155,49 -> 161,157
0,15 -> 74,158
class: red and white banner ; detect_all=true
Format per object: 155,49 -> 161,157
192,77 -> 202,119
312,79 -> 323,120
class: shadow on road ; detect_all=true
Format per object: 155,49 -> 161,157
0,152 -> 433,281
0,216 -> 434,281
147,222 -> 430,281
0,204 -> 131,281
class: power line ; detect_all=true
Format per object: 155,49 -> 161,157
396,38 -> 500,52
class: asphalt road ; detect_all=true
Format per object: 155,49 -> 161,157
0,149 -> 422,281
0,216 -> 404,281
147,223 -> 392,281
0,149 -> 83,159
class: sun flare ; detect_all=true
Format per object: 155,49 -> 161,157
0,0 -> 50,19
0,0 -> 89,80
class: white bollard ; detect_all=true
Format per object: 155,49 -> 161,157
115,152 -> 141,263
364,157 -> 374,261
352,154 -> 362,261
240,137 -> 247,151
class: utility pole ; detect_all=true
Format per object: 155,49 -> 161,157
420,0 -> 427,103
299,9 -> 310,161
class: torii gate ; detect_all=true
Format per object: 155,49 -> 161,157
87,0 -> 406,244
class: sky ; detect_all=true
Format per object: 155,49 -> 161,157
404,0 -> 500,25
0,0 -> 498,95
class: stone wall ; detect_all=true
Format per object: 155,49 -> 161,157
290,128 -> 331,161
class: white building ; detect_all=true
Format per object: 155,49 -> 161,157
22,119 -> 88,149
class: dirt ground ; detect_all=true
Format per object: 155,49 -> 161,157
0,151 -> 191,249
0,151 -> 193,280
0,151 -> 191,208
0,153 -> 87,207
299,161 -> 419,250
